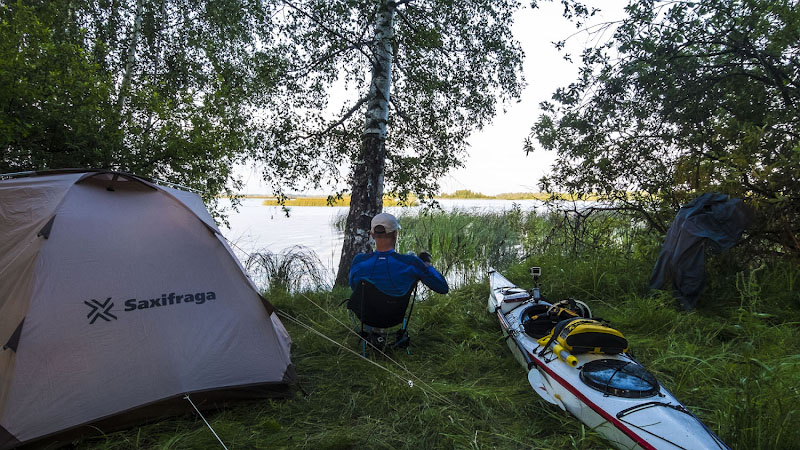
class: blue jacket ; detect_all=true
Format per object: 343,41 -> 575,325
348,250 -> 449,296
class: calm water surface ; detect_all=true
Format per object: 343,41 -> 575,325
220,198 -> 546,283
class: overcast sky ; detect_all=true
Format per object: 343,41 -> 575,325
440,0 -> 627,195
237,1 -> 628,195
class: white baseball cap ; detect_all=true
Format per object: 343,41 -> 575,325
371,212 -> 401,234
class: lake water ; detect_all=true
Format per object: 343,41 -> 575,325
221,198 -> 547,284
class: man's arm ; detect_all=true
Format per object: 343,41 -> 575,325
388,252 -> 449,294
418,264 -> 449,294
401,252 -> 449,294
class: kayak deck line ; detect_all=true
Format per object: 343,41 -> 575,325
526,349 -> 658,450
487,268 -> 730,450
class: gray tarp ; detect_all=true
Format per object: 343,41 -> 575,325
649,193 -> 751,310
0,171 -> 293,449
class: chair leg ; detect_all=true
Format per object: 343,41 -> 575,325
390,329 -> 410,350
358,328 -> 412,356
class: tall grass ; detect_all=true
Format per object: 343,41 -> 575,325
76,258 -> 800,449
393,205 -> 659,291
395,207 -> 528,286
244,245 -> 329,293
332,206 -> 535,287
73,209 -> 799,450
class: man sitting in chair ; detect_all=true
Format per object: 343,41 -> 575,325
348,212 -> 449,296
347,212 -> 448,352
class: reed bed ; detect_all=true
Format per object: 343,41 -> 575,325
395,208 -> 528,287
244,245 -> 329,293
395,206 -> 658,289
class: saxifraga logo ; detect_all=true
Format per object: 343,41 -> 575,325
123,291 -> 217,311
85,298 -> 117,324
84,291 -> 218,324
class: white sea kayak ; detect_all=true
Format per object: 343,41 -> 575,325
488,268 -> 728,450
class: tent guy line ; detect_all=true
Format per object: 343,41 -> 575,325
296,291 -> 456,406
225,234 -> 458,409
184,394 -> 228,450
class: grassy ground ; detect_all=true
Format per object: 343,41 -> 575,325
77,264 -> 800,449
75,211 -> 800,449
77,283 -> 612,450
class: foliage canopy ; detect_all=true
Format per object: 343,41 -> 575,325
1,0 -> 284,210
2,0 -> 533,214
257,0 -> 526,202
531,0 -> 800,255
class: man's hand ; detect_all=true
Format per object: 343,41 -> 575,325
419,251 -> 432,266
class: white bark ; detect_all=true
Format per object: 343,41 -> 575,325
363,1 -> 396,140
334,0 -> 398,286
116,0 -> 143,113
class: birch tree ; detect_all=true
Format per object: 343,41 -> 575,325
255,0 -> 527,285
4,0 -> 571,273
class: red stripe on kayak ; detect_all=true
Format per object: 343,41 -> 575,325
527,351 -> 657,450
496,311 -> 509,330
495,307 -> 653,448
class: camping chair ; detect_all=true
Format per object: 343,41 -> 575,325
346,280 -> 419,356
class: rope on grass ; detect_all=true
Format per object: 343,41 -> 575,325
296,292 -> 456,406
275,309 -> 457,409
184,394 -> 228,449
225,236 -> 458,408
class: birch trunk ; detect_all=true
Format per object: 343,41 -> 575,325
334,0 -> 395,287
107,0 -> 142,167
116,0 -> 143,114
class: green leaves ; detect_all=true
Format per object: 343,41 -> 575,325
251,0 -> 526,202
1,0 -> 287,211
530,0 -> 800,255
0,1 -> 119,172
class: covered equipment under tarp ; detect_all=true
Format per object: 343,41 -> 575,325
0,170 -> 294,449
649,193 -> 750,310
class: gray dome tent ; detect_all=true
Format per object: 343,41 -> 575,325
0,170 -> 295,449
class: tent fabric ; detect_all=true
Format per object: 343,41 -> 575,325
2,320 -> 23,353
0,171 -> 294,449
0,425 -> 18,450
649,193 -> 751,310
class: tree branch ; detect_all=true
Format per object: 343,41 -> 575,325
391,0 -> 415,7
388,96 -> 424,135
288,41 -> 374,77
394,7 -> 450,62
299,95 -> 369,139
277,0 -> 375,64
